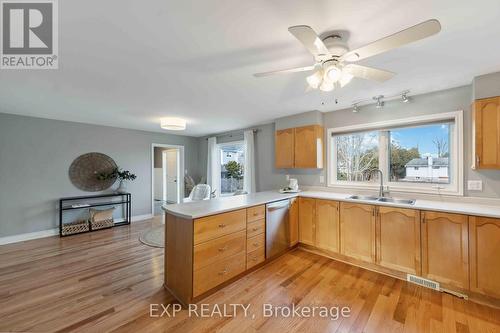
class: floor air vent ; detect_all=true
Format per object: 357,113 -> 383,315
407,274 -> 440,291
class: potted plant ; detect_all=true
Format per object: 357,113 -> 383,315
98,168 -> 137,194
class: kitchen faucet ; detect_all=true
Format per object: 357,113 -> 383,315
371,169 -> 386,198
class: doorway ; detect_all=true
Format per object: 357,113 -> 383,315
151,144 -> 184,216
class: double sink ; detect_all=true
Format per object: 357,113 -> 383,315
348,195 -> 416,205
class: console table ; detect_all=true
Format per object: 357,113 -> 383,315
59,193 -> 131,237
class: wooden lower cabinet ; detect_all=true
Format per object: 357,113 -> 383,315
421,211 -> 469,290
469,216 -> 500,298
340,202 -> 376,263
376,207 -> 421,275
315,199 -> 340,253
298,197 -> 315,246
289,197 -> 299,246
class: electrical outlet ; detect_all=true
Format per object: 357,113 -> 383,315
467,180 -> 483,191
319,175 -> 325,183
285,174 -> 290,181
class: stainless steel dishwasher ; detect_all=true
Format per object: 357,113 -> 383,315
266,199 -> 290,259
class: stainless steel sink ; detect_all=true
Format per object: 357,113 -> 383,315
348,195 -> 379,201
348,195 -> 416,205
377,197 -> 416,205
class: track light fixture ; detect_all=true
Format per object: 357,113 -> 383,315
374,95 -> 384,109
352,103 -> 359,113
401,91 -> 410,103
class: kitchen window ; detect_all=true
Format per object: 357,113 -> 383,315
218,142 -> 245,196
328,111 -> 463,195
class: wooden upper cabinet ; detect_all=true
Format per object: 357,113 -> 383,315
294,125 -> 324,169
275,125 -> 324,169
298,197 -> 315,246
421,211 -> 469,290
289,197 -> 299,246
474,97 -> 500,169
376,207 -> 421,275
340,202 -> 376,263
275,128 -> 294,168
315,199 -> 340,253
469,216 -> 500,298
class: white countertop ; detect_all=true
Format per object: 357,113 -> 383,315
163,190 -> 500,220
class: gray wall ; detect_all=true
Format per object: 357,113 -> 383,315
0,113 -> 201,237
199,85 -> 500,199
473,72 -> 500,100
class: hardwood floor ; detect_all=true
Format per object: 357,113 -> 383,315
1,219 -> 499,333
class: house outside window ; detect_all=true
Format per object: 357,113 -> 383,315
218,142 -> 245,195
327,111 -> 463,195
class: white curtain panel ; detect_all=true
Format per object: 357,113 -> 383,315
243,130 -> 256,193
206,136 -> 220,198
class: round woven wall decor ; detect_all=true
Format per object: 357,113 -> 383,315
69,153 -> 117,192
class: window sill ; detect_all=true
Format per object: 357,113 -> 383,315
327,183 -> 463,197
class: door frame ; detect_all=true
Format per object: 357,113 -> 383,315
151,143 -> 185,215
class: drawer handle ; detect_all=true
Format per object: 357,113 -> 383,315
252,227 -> 258,231
252,257 -> 258,262
218,246 -> 228,252
218,223 -> 226,228
253,212 -> 259,216
253,243 -> 259,247
219,269 -> 228,275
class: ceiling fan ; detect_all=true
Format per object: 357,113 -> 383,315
253,19 -> 441,91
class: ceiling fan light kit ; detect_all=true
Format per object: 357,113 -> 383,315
254,19 -> 441,91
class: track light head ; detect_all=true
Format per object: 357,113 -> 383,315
374,95 -> 384,109
352,103 -> 359,113
401,91 -> 410,103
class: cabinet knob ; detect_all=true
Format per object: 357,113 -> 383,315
218,246 -> 228,252
218,269 -> 228,275
252,227 -> 258,231
218,223 -> 226,228
476,155 -> 480,166
253,243 -> 259,247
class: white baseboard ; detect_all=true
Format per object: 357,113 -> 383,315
0,228 -> 58,246
0,214 -> 155,246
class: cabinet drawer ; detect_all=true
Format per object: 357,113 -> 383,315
247,233 -> 265,253
246,247 -> 265,269
247,219 -> 265,238
194,230 -> 246,270
247,205 -> 265,222
193,252 -> 246,297
194,209 -> 246,245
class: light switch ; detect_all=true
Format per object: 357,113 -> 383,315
467,180 -> 483,191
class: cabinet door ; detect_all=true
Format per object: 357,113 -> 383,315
289,197 -> 299,246
298,197 -> 315,246
315,199 -> 340,253
275,128 -> 294,168
421,211 -> 469,289
469,216 -> 500,298
340,203 -> 376,263
474,97 -> 500,169
294,125 -> 323,169
376,207 -> 421,275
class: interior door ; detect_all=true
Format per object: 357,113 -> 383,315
165,149 -> 179,203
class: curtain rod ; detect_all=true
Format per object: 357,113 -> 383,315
205,128 -> 259,140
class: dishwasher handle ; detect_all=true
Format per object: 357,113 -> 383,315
266,200 -> 290,211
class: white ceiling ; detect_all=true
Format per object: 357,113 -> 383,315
1,0 -> 500,136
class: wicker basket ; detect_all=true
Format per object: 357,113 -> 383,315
62,220 -> 89,236
89,207 -> 115,230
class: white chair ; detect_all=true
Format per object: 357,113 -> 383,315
184,184 -> 211,202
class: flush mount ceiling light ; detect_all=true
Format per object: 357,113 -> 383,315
374,95 -> 384,109
254,20 -> 441,92
160,117 -> 186,131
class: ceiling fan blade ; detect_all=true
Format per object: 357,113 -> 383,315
288,25 -> 330,60
343,64 -> 395,82
340,19 -> 441,62
253,65 -> 315,77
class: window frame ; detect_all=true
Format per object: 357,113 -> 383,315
217,140 -> 245,197
327,111 -> 464,196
